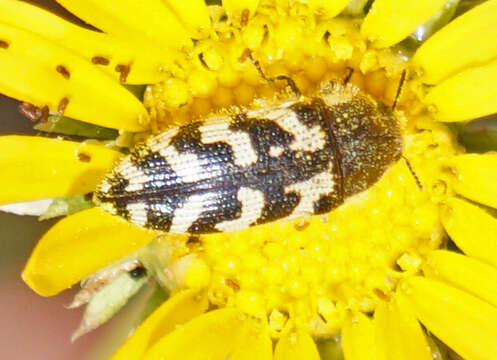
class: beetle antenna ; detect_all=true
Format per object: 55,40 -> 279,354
402,155 -> 422,190
243,49 -> 301,97
392,69 -> 407,111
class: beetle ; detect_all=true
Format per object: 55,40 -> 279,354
94,76 -> 402,234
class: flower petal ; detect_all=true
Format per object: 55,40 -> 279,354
0,24 -> 149,131
342,313 -> 376,360
424,250 -> 497,308
143,308 -> 247,360
373,302 -> 393,360
163,0 -> 211,38
361,0 -> 446,48
274,331 -> 320,360
394,295 -> 432,360
0,136 -> 121,205
0,0 -> 177,84
111,289 -> 208,360
22,207 -> 156,296
445,154 -> 497,209
441,197 -> 497,268
401,276 -> 497,360
413,0 -> 497,84
55,0 -> 192,49
223,0 -> 260,25
228,317 -> 272,360
424,59 -> 497,122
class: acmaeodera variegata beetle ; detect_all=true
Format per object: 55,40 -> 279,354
95,81 -> 402,234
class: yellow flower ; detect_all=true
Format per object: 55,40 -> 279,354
1,0 -> 497,359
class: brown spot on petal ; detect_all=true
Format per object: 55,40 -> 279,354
77,152 -> 91,162
115,64 -> 130,83
91,56 -> 110,66
56,65 -> 71,79
58,97 -> 69,115
0,40 -> 9,49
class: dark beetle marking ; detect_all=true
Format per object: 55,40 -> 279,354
56,65 -> 70,79
0,40 -> 9,49
95,83 -> 402,234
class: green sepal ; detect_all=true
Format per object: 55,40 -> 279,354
72,271 -> 150,341
39,194 -> 94,220
34,115 -> 119,140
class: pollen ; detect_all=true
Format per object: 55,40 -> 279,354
142,1 -> 461,339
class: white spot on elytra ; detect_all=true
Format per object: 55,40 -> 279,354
169,192 -> 215,233
269,145 -> 284,157
147,127 -> 179,152
118,165 -> 148,193
215,187 -> 265,232
159,146 -> 207,183
127,202 -> 148,226
200,117 -> 258,167
97,178 -> 112,193
284,167 -> 335,219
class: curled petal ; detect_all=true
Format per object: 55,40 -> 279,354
441,197 -> 497,268
401,276 -> 497,360
414,0 -> 497,84
23,207 -> 156,296
361,0 -> 446,48
0,136 -> 121,205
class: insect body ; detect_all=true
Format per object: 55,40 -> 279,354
95,82 -> 402,234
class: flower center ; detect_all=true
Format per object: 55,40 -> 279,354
143,5 -> 461,339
